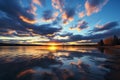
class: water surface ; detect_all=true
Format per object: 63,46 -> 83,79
0,46 -> 120,80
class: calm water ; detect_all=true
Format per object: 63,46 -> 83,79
0,46 -> 120,80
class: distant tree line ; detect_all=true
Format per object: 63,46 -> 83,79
98,35 -> 120,46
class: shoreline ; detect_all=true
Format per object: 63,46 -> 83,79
98,45 -> 120,49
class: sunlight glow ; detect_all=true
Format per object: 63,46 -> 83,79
48,45 -> 57,51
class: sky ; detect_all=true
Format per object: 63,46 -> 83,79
0,0 -> 120,45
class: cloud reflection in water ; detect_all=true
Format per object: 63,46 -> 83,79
0,46 -> 119,80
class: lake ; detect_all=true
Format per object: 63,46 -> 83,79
0,46 -> 120,80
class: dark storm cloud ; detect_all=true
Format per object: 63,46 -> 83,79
55,28 -> 120,42
0,0 -> 62,37
30,24 -> 62,35
0,17 -> 62,36
88,28 -> 120,39
93,21 -> 119,32
0,19 -> 62,37
0,0 -> 34,20
0,18 -> 27,31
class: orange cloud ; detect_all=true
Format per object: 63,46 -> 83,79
78,11 -> 85,18
19,16 -> 37,24
2,30 -> 17,35
32,0 -> 42,6
52,0 -> 64,12
27,0 -> 45,16
17,69 -> 36,78
62,12 -> 74,24
27,3 -> 37,16
62,12 -> 67,20
7,30 -> 17,35
85,0 -> 109,16
62,12 -> 74,21
85,1 -> 99,16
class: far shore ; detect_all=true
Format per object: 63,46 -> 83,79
0,43 -> 120,49
98,45 -> 120,49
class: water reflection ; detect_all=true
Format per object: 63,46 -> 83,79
98,47 -> 120,80
0,46 -> 119,80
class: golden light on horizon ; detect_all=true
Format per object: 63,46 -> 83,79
48,42 -> 58,51
47,41 -> 63,46
48,45 -> 57,51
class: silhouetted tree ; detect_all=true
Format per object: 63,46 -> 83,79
119,39 -> 120,45
98,39 -> 104,46
112,35 -> 119,45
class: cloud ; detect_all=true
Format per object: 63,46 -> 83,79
77,40 -> 92,43
88,28 -> 120,40
68,28 -> 120,42
93,21 -> 119,32
0,17 -> 32,37
0,0 -> 35,20
52,0 -> 76,24
19,15 -> 37,24
0,29 -> 17,37
0,16 -> 62,37
85,0 -> 109,16
54,34 -> 85,42
54,27 -> 120,42
52,0 -> 64,12
53,35 -> 69,40
41,10 -> 59,23
78,11 -> 85,18
27,0 -> 46,16
52,0 -> 77,25
17,69 -> 36,78
29,24 -> 62,36
0,18 -> 27,31
0,0 -> 118,44
58,32 -> 73,37
32,0 -> 46,7
53,32 -> 73,42
42,10 -> 53,20
70,20 -> 89,31
62,8 -> 75,24
27,2 -> 37,16
69,35 -> 84,41
0,0 -> 61,38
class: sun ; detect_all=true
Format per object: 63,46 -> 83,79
48,45 -> 57,51
48,42 -> 58,51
